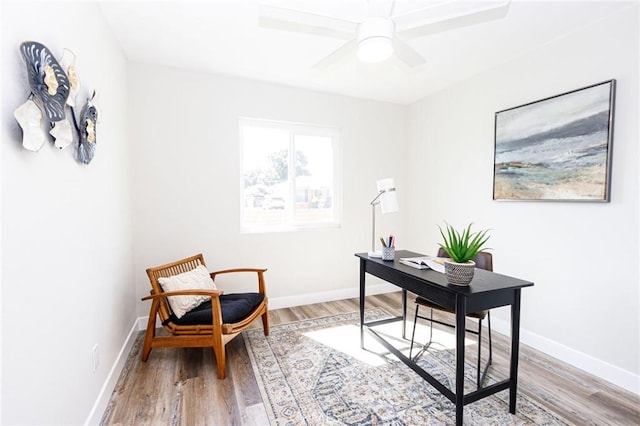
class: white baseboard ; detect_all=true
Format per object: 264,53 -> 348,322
490,316 -> 640,396
84,321 -> 141,425
88,285 -> 639,423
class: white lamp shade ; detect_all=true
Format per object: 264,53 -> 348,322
376,178 -> 399,214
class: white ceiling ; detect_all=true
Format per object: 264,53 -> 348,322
98,0 -> 633,105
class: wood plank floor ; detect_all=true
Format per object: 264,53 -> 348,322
101,292 -> 640,425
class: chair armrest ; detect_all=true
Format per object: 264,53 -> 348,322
209,268 -> 268,295
141,289 -> 223,301
210,268 -> 267,275
142,288 -> 226,330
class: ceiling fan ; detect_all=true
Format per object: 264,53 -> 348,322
259,0 -> 511,69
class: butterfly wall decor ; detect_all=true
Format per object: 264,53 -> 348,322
14,40 -> 100,164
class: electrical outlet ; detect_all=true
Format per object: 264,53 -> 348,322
92,344 -> 99,372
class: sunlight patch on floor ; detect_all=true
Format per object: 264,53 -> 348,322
302,320 -> 477,367
304,325 -> 387,366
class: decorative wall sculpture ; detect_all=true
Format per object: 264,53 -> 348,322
13,97 -> 46,152
14,41 -> 99,164
20,42 -> 70,122
78,92 -> 98,164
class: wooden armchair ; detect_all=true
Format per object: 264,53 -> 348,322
141,253 -> 269,379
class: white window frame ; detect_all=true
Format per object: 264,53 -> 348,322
239,117 -> 342,233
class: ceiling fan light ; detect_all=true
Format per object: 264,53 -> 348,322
357,36 -> 393,63
356,17 -> 395,63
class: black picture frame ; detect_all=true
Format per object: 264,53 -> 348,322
493,80 -> 616,202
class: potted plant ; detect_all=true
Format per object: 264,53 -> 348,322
439,222 -> 491,286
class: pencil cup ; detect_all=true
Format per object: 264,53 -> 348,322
382,247 -> 395,261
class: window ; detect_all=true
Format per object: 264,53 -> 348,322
240,118 -> 341,233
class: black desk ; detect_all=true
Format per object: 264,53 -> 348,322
356,250 -> 534,426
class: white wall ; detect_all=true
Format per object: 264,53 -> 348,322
129,65 -> 407,315
1,2 -> 134,424
406,3 -> 639,392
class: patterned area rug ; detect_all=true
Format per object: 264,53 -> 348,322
244,309 -> 568,425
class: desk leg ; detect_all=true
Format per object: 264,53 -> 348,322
359,258 -> 366,349
509,289 -> 522,414
455,294 -> 466,426
401,289 -> 407,339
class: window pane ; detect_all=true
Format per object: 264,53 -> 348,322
240,119 -> 340,233
294,135 -> 334,224
242,126 -> 290,229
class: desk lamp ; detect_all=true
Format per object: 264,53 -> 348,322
368,178 -> 399,257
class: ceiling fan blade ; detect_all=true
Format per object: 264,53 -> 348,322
313,39 -> 358,70
259,4 -> 356,39
393,39 -> 426,68
365,0 -> 395,18
396,0 -> 511,39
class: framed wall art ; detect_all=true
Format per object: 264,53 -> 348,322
493,80 -> 616,202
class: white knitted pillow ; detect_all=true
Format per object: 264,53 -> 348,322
158,265 -> 216,318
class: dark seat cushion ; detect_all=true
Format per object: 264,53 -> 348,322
166,293 -> 264,326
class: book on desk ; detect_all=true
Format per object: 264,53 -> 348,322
399,256 -> 446,273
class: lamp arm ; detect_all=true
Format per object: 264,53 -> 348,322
371,202 -> 376,252
370,191 -> 384,252
369,181 -> 397,255
369,191 -> 384,206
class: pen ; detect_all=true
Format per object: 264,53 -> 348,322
380,237 -> 387,248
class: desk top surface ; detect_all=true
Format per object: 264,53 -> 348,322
356,250 -> 534,295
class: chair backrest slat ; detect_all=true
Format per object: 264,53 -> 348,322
146,254 -> 206,321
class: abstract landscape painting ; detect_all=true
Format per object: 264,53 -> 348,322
493,80 -> 615,201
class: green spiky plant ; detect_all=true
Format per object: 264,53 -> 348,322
438,222 -> 491,263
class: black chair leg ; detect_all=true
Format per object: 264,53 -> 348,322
428,308 -> 434,344
412,303 -> 494,388
410,306 -> 434,362
409,304 -> 420,359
